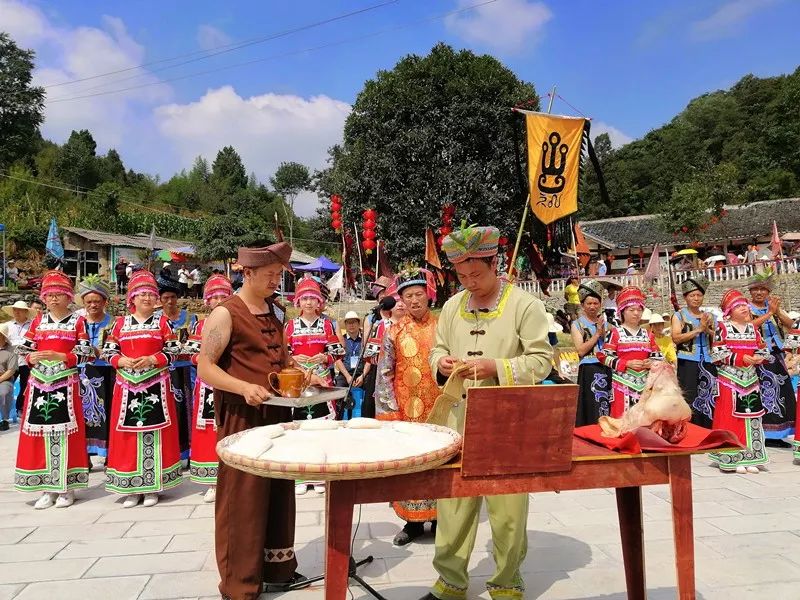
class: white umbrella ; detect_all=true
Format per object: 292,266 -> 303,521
704,255 -> 726,264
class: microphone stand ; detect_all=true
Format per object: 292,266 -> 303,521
282,308 -> 387,599
335,309 -> 382,420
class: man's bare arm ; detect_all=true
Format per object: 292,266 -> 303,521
198,305 -> 271,406
197,307 -> 240,394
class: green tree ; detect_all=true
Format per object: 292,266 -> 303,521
210,146 -> 248,194
194,215 -> 271,262
54,129 -> 99,192
79,182 -> 121,228
0,33 -> 45,170
270,161 -> 311,243
98,148 -> 127,185
319,43 -> 538,264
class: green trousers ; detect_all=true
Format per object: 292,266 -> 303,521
431,493 -> 529,599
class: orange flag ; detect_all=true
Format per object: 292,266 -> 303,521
425,227 -> 442,270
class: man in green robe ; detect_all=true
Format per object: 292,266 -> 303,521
422,225 -> 552,600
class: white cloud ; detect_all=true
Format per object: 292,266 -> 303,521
591,121 -> 633,149
690,0 -> 777,41
154,87 -> 351,217
2,0 -> 171,152
197,24 -> 231,51
445,0 -> 552,54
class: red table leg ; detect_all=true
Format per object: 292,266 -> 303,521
324,480 -> 355,600
668,455 -> 696,600
616,485 -> 646,600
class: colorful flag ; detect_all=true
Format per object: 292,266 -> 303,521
524,112 -> 587,225
425,227 -> 442,270
644,245 -> 661,282
771,220 -> 782,259
573,223 -> 591,268
45,217 -> 64,260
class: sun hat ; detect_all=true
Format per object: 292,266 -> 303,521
2,300 -> 32,319
344,311 -> 360,322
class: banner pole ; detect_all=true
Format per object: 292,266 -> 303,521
508,85 -> 556,283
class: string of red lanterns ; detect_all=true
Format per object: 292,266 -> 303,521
362,208 -> 377,255
330,194 -> 342,233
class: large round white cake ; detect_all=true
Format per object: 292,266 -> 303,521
217,418 -> 462,480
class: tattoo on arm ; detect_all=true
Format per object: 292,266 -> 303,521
202,326 -> 224,363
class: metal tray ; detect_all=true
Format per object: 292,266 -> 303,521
264,385 -> 348,408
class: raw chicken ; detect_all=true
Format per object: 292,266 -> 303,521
599,361 -> 692,442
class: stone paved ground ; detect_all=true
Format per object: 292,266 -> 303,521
1,425 -> 799,600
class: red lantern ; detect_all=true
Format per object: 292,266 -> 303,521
330,195 -> 343,233
363,219 -> 376,230
361,208 -> 377,254
362,238 -> 376,254
363,229 -> 376,240
439,225 -> 453,237
498,236 -> 509,247
363,208 -> 376,220
681,226 -> 688,233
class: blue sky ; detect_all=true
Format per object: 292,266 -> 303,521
4,0 -> 799,215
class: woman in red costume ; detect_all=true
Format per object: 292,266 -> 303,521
15,270 -> 93,509
598,286 -> 663,418
184,274 -> 233,503
103,269 -> 183,508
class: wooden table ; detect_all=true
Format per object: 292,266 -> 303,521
323,437 -> 705,600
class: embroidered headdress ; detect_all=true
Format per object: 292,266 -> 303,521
76,274 -> 112,303
40,270 -> 74,301
395,266 -> 436,302
617,286 -> 645,313
442,222 -> 500,264
746,268 -> 774,291
721,289 -> 749,316
681,275 -> 709,296
203,274 -> 233,305
578,279 -> 604,303
293,276 -> 324,307
127,270 -> 158,310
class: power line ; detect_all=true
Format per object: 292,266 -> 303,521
0,171 -> 205,219
44,0 -> 401,89
46,0 -> 501,104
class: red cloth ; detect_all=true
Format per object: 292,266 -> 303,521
574,423 -> 743,454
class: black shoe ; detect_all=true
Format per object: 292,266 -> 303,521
765,439 -> 792,448
263,572 -> 308,593
0,421 -> 8,431
393,522 -> 425,547
418,594 -> 440,600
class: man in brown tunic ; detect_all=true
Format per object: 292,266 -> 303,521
198,242 -> 302,600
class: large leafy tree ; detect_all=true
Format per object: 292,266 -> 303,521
270,161 -> 310,243
0,33 -> 45,170
211,145 -> 248,195
318,43 -> 538,263
54,129 -> 99,192
582,66 -> 800,219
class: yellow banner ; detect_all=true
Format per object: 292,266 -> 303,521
526,112 -> 586,225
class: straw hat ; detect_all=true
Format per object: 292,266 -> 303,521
546,313 -> 561,334
2,300 -> 32,319
343,311 -> 360,322
0,322 -> 10,340
648,313 -> 665,325
641,308 -> 653,323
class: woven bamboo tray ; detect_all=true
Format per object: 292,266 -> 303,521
217,422 -> 462,481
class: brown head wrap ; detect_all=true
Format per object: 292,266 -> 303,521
237,242 -> 293,271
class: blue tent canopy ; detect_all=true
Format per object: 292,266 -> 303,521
294,256 -> 340,272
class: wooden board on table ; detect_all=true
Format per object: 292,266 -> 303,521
461,384 -> 578,477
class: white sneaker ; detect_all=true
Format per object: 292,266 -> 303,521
142,493 -> 159,507
295,483 -> 309,496
745,466 -> 760,474
735,466 -> 747,474
122,494 -> 142,508
55,490 -> 74,508
313,483 -> 326,495
34,492 -> 57,510
203,487 -> 216,503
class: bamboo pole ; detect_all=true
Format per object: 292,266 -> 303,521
353,222 -> 367,300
